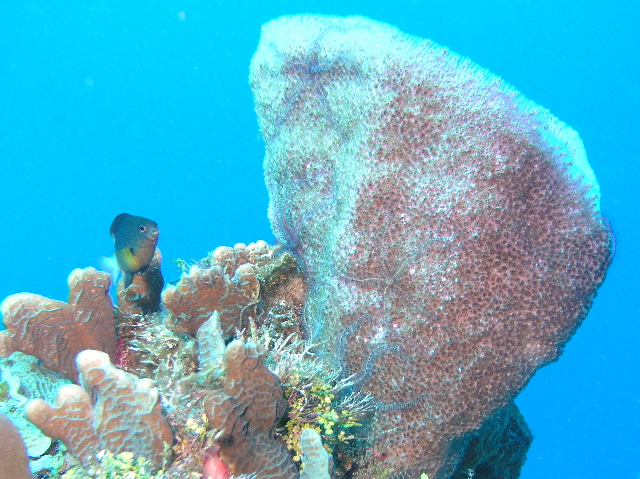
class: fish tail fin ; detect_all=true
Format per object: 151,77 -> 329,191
99,255 -> 121,288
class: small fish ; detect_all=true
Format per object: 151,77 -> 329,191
110,213 -> 159,288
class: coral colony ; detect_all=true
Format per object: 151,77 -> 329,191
0,15 -> 611,479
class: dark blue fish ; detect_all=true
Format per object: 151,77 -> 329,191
110,213 -> 159,288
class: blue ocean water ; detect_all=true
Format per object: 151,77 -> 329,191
0,1 -> 637,478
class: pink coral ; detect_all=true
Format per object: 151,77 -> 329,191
26,349 -> 173,471
251,15 -> 611,478
0,267 -> 116,381
204,339 -> 296,479
26,384 -> 99,467
162,244 -> 263,337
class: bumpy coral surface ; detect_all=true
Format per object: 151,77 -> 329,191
204,339 -> 296,479
251,15 -> 611,478
26,350 -> 173,472
0,268 -> 116,381
27,383 -> 100,468
162,244 -> 264,337
196,311 -> 227,374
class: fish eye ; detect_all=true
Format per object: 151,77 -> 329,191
139,225 -> 147,232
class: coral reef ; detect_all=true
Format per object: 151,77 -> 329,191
162,243 -> 266,337
0,235 -> 543,479
0,267 -> 116,381
25,349 -> 173,472
0,15 -> 613,479
251,14 -> 611,478
204,339 -> 297,478
0,242 -> 344,479
0,239 -> 335,478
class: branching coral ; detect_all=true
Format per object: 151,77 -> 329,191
204,339 -> 297,478
162,244 -> 264,337
25,350 -> 173,473
0,268 -> 116,381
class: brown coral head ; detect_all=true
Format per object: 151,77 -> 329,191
0,267 -> 116,381
204,339 -> 296,478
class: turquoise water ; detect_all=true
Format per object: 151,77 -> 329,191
0,1 -> 637,477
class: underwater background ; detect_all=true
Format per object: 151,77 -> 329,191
0,0 -> 637,478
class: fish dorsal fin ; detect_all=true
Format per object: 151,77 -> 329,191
110,213 -> 130,238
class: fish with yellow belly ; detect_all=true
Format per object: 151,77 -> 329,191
110,213 -> 159,288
